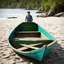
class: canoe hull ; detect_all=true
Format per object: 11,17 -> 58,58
15,47 -> 46,61
12,41 -> 56,61
8,22 -> 57,61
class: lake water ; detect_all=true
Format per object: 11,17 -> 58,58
0,9 -> 38,18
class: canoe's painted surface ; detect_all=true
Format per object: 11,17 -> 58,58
38,25 -> 56,40
16,47 -> 46,61
43,44 -> 55,58
38,25 -> 56,58
15,22 -> 38,31
8,22 -> 56,61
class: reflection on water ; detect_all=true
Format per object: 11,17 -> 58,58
0,9 -> 38,18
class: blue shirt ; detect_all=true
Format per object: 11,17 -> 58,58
26,15 -> 32,22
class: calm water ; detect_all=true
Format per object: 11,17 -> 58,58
0,9 -> 38,18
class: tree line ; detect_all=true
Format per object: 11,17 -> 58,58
0,0 -> 64,13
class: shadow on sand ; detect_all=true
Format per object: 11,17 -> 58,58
15,42 -> 64,64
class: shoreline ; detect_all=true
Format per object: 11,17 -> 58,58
0,17 -> 64,64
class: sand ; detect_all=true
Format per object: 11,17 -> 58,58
0,17 -> 64,64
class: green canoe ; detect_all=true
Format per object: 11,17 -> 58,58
8,22 -> 57,61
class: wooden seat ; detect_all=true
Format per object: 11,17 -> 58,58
14,31 -> 41,37
13,37 -> 47,41
13,31 -> 49,41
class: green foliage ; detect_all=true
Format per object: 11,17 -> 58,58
40,0 -> 64,12
0,0 -> 64,12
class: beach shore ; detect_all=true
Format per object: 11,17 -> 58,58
0,17 -> 64,64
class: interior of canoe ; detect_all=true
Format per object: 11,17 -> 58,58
9,22 -> 55,52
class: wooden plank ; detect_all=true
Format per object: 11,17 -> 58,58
17,43 -> 42,51
15,31 -> 41,37
14,32 -> 48,41
14,37 -> 45,41
20,44 -> 39,50
16,31 -> 40,33
47,40 -> 57,47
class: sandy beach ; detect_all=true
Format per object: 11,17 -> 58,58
0,17 -> 64,64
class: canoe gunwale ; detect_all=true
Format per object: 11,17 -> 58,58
47,40 -> 57,47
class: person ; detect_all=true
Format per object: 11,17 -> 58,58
25,11 -> 33,22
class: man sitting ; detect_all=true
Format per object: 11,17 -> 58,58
25,11 -> 33,22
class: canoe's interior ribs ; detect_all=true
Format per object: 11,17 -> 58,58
12,31 -> 51,52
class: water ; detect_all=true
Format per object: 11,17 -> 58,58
0,9 -> 38,18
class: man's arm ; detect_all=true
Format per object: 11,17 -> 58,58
25,16 -> 27,21
25,18 -> 26,21
31,16 -> 33,21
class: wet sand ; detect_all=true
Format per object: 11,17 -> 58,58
0,17 -> 64,64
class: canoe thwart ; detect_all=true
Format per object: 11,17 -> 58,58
14,31 -> 41,37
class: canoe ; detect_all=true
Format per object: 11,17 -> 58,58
8,22 -> 57,61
